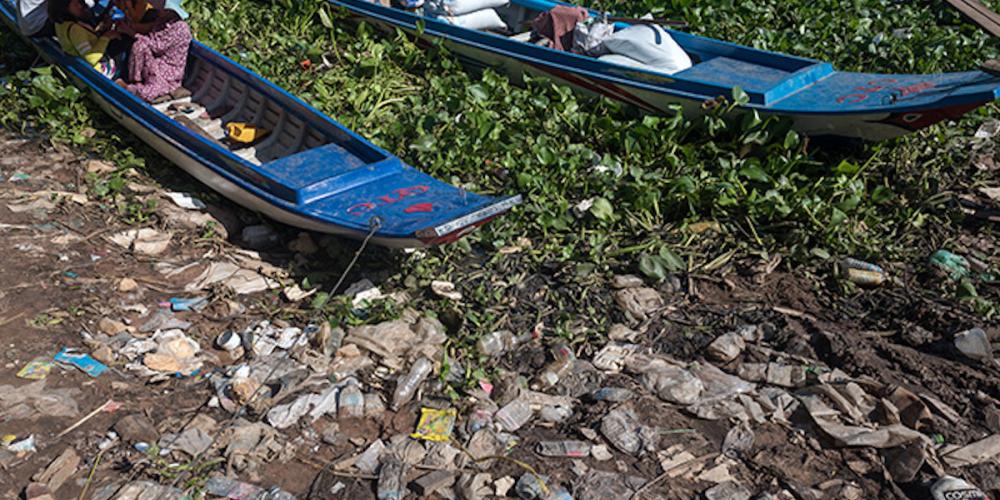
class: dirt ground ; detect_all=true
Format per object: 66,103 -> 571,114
0,129 -> 998,499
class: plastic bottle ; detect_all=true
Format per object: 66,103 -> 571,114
589,387 -> 634,402
391,357 -> 432,410
535,440 -> 591,457
338,381 -> 364,418
531,343 -> 575,390
836,258 -> 886,286
377,457 -> 406,500
494,397 -> 532,432
477,330 -> 536,357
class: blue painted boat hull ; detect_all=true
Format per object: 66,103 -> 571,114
330,0 -> 1000,140
0,0 -> 520,247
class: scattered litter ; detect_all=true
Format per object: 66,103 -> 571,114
536,440 -> 590,457
707,331 -> 746,363
108,228 -> 173,255
412,407 -> 457,442
140,329 -> 203,376
430,280 -> 463,300
836,258 -> 885,286
495,397 -> 533,432
391,357 -> 433,410
16,358 -> 53,380
164,192 -> 207,210
614,286 -> 663,322
930,475 -> 988,500
8,435 -> 36,453
139,310 -> 192,333
377,457 -> 407,500
941,434 -> 1000,467
954,328 -> 993,363
600,407 -> 647,456
168,296 -> 208,312
54,348 -> 108,377
204,477 -> 295,500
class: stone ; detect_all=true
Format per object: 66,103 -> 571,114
954,328 -> 993,363
288,233 -> 319,254
412,470 -> 456,496
707,332 -> 746,363
611,274 -> 644,289
22,483 -> 53,500
608,323 -> 640,342
98,318 -> 129,336
591,444 -> 613,461
118,278 -> 139,292
90,344 -> 115,366
114,414 -> 159,444
615,287 -> 663,322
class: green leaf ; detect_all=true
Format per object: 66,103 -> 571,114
318,8 -> 333,29
732,86 -> 749,105
467,84 -> 488,102
738,165 -> 769,182
871,186 -> 894,204
783,130 -> 800,150
658,246 -> 686,272
834,160 -> 860,175
639,253 -> 667,281
410,134 -> 436,152
590,197 -> 615,222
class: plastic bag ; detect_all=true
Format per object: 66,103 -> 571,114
437,8 -> 508,31
426,0 -> 508,17
603,24 -> 692,74
572,19 -> 614,56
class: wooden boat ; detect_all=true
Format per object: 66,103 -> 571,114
330,0 -> 1000,140
0,0 -> 520,248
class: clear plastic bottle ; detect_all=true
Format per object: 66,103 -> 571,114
476,330 -> 535,357
495,397 -> 532,432
391,357 -> 433,410
532,343 -> 575,390
535,440 -> 591,458
338,381 -> 364,418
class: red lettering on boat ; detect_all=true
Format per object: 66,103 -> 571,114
404,203 -> 434,214
346,185 -> 432,216
896,81 -> 934,96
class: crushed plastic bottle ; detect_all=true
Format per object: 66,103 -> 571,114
532,343 -> 576,390
589,387 -> 635,402
338,381 -> 364,418
391,357 -> 433,410
377,457 -> 407,500
514,473 -> 574,500
495,397 -> 532,432
930,475 -> 988,500
535,440 -> 590,457
477,330 -> 536,357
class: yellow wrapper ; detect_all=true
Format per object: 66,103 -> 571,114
411,407 -> 457,442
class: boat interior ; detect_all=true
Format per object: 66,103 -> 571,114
414,0 -> 835,104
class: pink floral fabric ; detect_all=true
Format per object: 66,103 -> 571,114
126,20 -> 191,102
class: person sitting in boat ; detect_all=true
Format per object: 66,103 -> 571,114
113,0 -> 192,103
48,0 -> 129,78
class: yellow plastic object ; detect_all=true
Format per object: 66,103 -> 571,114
411,407 -> 457,442
1,435 -> 15,447
226,122 -> 269,143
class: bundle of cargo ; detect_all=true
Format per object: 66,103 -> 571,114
426,0 -> 509,31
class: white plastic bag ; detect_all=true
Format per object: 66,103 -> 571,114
603,24 -> 692,75
426,0 -> 508,17
438,8 -> 508,31
572,19 -> 614,56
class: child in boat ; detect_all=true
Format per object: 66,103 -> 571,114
115,0 -> 191,102
48,0 -> 127,78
